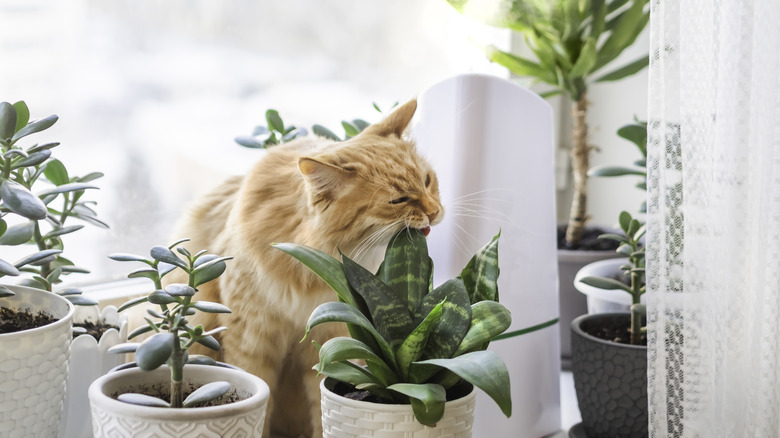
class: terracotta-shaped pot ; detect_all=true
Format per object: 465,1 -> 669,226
59,305 -> 128,438
320,378 -> 476,438
570,313 -> 647,438
88,364 -> 270,437
0,285 -> 74,438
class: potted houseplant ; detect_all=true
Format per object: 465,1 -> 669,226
445,0 -> 650,361
88,239 -> 270,437
0,100 -> 126,438
570,210 -> 647,437
274,228 -> 513,436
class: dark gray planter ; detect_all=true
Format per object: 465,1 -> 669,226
570,313 -> 647,438
558,249 -> 622,367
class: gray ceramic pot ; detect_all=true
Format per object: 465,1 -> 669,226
570,313 -> 647,438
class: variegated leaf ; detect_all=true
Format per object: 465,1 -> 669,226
453,301 -> 512,355
396,301 -> 443,380
413,278 -> 471,360
377,228 -> 431,314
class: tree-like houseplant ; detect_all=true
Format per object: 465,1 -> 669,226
88,239 -> 270,437
446,0 -> 650,362
275,228 -> 513,436
570,210 -> 647,437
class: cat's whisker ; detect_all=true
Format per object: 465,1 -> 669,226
450,222 -> 479,258
449,188 -> 516,203
351,221 -> 402,262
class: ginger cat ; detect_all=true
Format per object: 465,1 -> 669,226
168,99 -> 443,437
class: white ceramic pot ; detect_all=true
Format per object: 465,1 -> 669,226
0,285 -> 74,438
88,364 -> 270,437
59,305 -> 128,438
321,378 -> 476,438
573,258 -> 645,314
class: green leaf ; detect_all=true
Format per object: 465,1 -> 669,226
150,246 -> 188,269
266,110 -> 284,133
66,294 -> 99,306
569,37 -> 597,77
11,150 -> 51,170
27,142 -> 60,154
485,46 -> 557,84
118,393 -> 170,407
117,295 -> 149,313
618,211 -> 632,234
14,249 -> 61,269
191,301 -> 232,313
12,101 -> 29,134
128,268 -> 160,281
77,172 -> 104,183
342,254 -> 415,347
597,233 -> 629,243
0,102 -> 17,140
183,381 -> 231,407
579,275 -> 632,293
316,337 -> 397,386
196,335 -> 221,351
590,0 -> 607,39
36,182 -> 98,197
588,165 -> 646,177
396,301 -> 444,380
165,283 -> 196,297
0,221 -> 34,246
305,301 -> 395,368
136,332 -> 175,371
453,301 -> 512,356
617,122 -> 648,153
377,228 -> 431,315
414,350 -> 511,418
0,258 -> 20,276
43,159 -> 69,186
352,119 -> 370,132
43,225 -> 85,240
12,115 -> 58,142
108,342 -> 140,354
235,135 -> 265,149
148,290 -> 178,305
593,0 -> 649,72
108,253 -> 152,264
0,180 -> 48,220
191,256 -> 231,287
341,121 -> 359,138
595,55 -> 649,82
413,278 -> 471,360
386,383 -> 446,426
460,231 -> 500,303
312,125 -> 342,141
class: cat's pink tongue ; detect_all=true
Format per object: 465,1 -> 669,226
421,226 -> 431,237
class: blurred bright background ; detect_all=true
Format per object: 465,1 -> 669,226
0,0 -> 646,285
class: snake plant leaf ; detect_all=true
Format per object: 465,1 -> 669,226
460,231 -> 500,303
377,227 -> 431,315
183,381 -> 231,407
272,243 -> 364,310
0,102 -> 16,140
453,301 -> 512,356
0,222 -> 34,246
386,383 -> 447,426
342,254 -> 415,347
396,301 -> 444,380
118,393 -> 170,408
414,278 -> 471,360
136,332 -> 175,371
414,350 -> 512,418
12,115 -> 58,142
305,301 -> 396,367
316,337 -> 397,387
0,180 -> 48,220
579,275 -> 632,293
317,361 -> 383,387
150,246 -> 188,270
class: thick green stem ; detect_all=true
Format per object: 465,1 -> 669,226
629,251 -> 643,345
169,329 -> 185,408
565,93 -> 591,247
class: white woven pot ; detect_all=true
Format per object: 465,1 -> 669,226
88,364 -> 270,437
0,285 -> 74,438
59,305 -> 128,438
321,378 -> 476,438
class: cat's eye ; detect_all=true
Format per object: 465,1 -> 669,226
390,196 -> 409,205
425,174 -> 431,187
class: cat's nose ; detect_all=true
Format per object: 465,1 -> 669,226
427,211 -> 439,224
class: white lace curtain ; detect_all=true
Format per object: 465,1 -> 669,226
646,0 -> 780,437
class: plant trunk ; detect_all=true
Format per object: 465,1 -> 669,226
565,94 -> 590,248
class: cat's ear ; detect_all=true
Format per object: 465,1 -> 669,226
363,98 -> 417,138
298,157 -> 354,194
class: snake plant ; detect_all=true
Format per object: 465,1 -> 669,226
274,228 -> 512,426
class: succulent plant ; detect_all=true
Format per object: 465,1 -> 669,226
274,228 -> 512,426
579,210 -> 646,344
108,239 -> 233,408
0,101 -> 106,305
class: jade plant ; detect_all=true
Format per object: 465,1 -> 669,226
588,120 -> 648,213
446,0 -> 650,248
108,239 -> 233,408
579,211 -> 645,344
234,102 -> 398,149
274,228 -> 512,426
0,101 -> 105,305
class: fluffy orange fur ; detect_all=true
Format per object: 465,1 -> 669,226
169,99 -> 442,437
